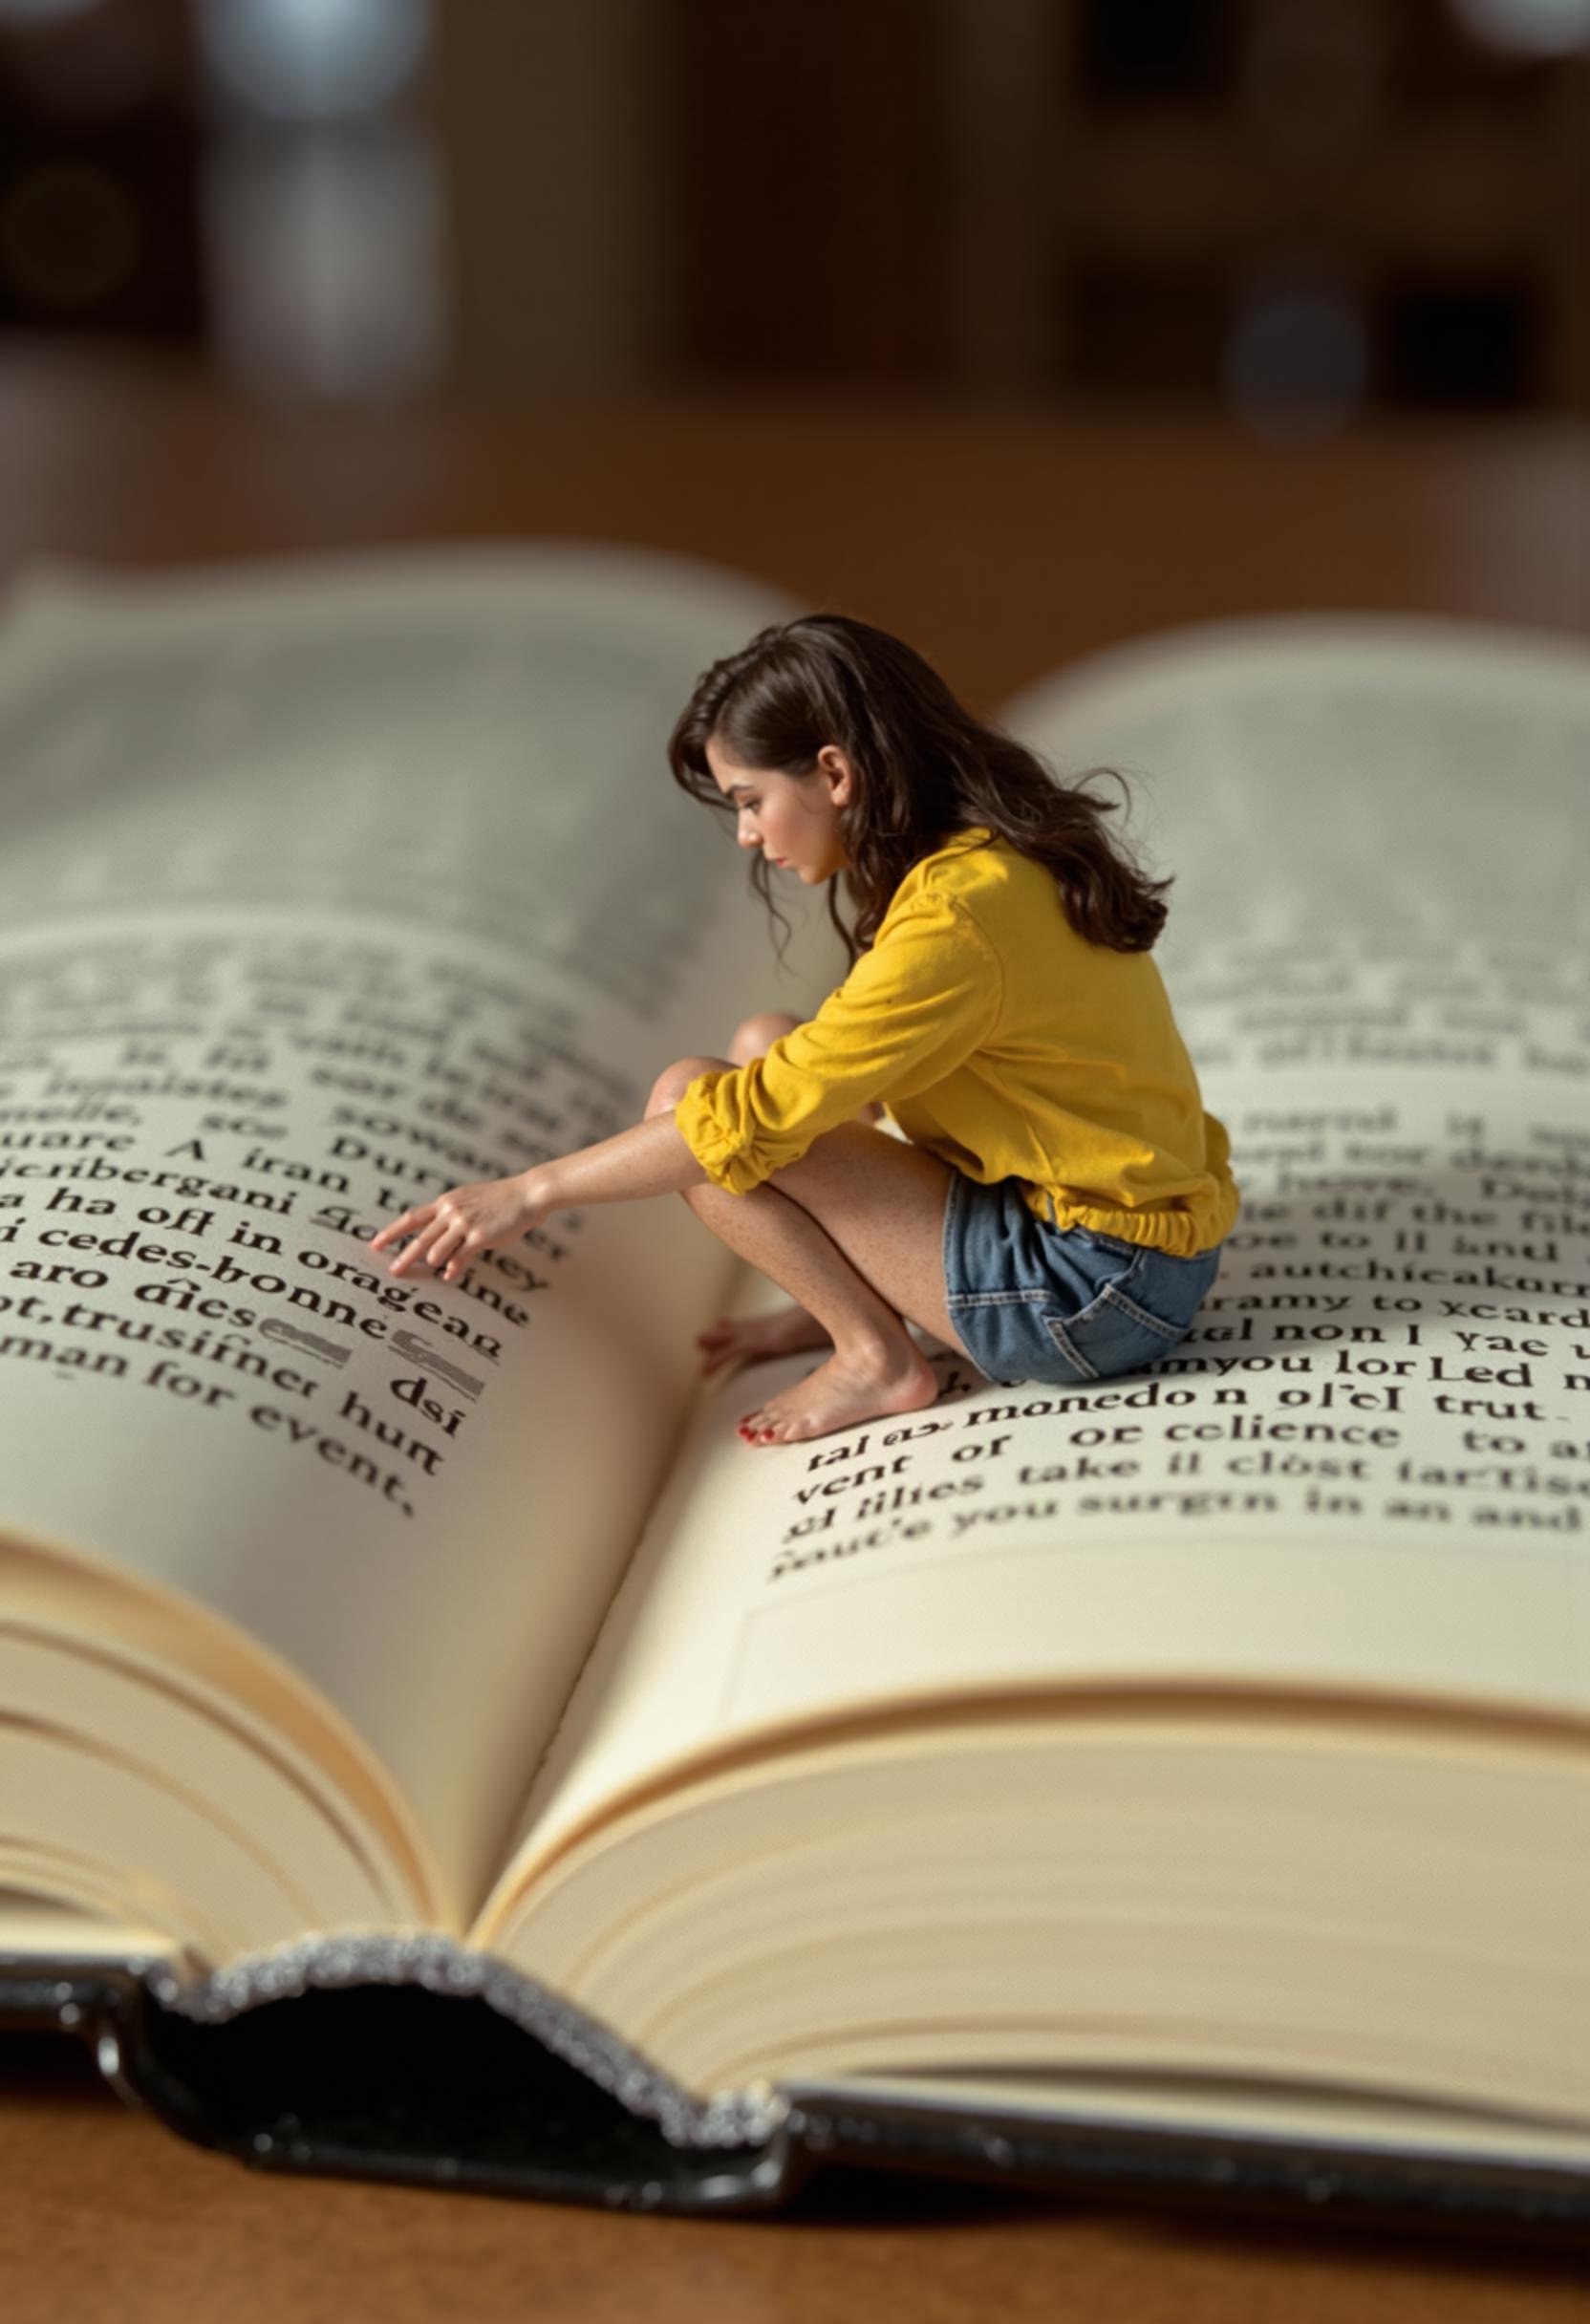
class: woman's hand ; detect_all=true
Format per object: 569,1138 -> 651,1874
368,1173 -> 540,1281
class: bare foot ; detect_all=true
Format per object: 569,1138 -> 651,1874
737,1339 -> 939,1447
697,1303 -> 831,1375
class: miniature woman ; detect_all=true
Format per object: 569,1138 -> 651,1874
369,614 -> 1239,1448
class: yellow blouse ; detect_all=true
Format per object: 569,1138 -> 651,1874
674,828 -> 1239,1259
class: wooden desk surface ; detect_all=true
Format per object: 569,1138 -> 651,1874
0,346 -> 1583,702
1,348 -> 1586,2322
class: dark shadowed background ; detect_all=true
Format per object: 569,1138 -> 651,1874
0,0 -> 1584,699
0,0 -> 1585,424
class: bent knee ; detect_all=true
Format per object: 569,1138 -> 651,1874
727,1010 -> 800,1066
645,1054 -> 732,1118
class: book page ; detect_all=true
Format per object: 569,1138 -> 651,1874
481,616 -> 1590,1903
0,547 -> 843,1927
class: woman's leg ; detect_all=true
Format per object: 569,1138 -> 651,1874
726,1010 -> 798,1066
726,1011 -> 885,1125
648,1051 -> 971,1447
696,1014 -> 888,1375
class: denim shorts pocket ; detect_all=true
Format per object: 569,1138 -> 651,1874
1042,1242 -> 1218,1385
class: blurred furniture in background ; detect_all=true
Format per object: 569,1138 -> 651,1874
677,0 -> 1589,431
936,0 -> 1588,417
1,0 -> 1585,429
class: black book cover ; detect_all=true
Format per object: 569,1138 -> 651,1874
5,1947 -> 1590,2244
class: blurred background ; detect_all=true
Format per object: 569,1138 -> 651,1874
0,0 -> 1583,428
0,0 -> 1582,697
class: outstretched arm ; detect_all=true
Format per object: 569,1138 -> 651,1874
368,1113 -> 708,1280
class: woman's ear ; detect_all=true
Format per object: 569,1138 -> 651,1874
820,745 -> 852,805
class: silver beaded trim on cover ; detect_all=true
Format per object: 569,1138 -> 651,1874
143,1931 -> 785,2151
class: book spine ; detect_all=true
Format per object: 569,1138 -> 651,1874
777,2088 -> 1590,2246
9,1955 -> 1590,2236
0,1948 -> 807,2214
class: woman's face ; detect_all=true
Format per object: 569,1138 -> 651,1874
705,735 -> 852,885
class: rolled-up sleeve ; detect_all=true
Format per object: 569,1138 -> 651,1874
674,891 -> 1001,1194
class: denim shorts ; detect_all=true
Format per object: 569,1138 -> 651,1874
942,1171 -> 1222,1388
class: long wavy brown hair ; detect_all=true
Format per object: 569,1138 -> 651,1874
667,613 -> 1171,968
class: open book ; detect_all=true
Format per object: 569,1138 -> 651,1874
1,546 -> 1587,2240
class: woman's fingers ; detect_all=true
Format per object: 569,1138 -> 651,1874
370,1196 -> 487,1278
431,1224 -> 471,1280
369,1178 -> 526,1281
392,1217 -> 468,1277
370,1202 -> 449,1257
369,1202 -> 442,1276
